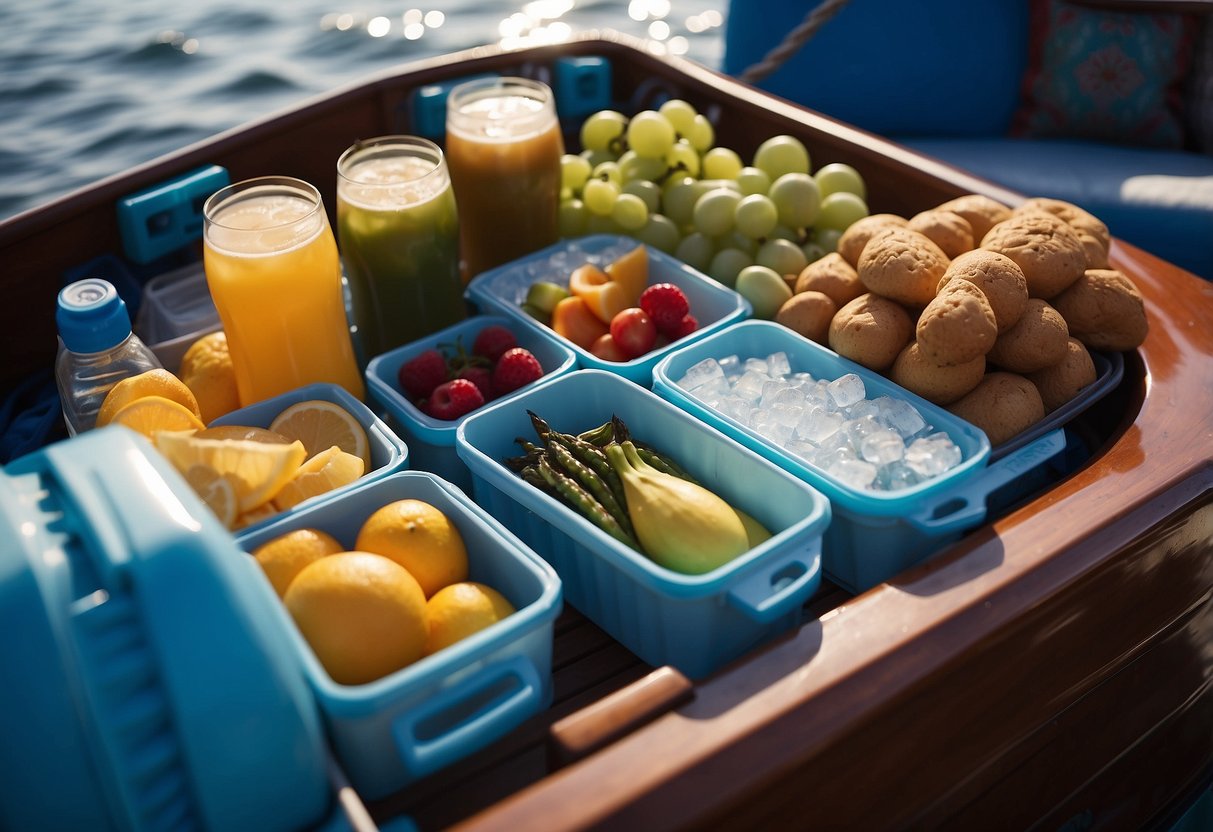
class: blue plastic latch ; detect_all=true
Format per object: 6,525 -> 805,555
116,165 -> 230,265
554,56 -> 611,120
410,73 -> 501,139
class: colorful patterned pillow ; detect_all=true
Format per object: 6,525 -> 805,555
1011,0 -> 1198,148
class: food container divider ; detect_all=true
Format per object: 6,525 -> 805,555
0,427 -> 331,831
464,234 -> 752,385
365,314 -> 577,495
238,470 -> 562,800
211,382 -> 409,540
651,320 -> 1068,594
455,368 -> 830,680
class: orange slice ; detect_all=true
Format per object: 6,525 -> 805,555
183,464 -> 239,530
109,396 -> 205,439
97,369 -> 202,427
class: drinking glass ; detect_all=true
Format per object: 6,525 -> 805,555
337,136 -> 464,359
203,176 -> 365,406
445,77 -> 564,280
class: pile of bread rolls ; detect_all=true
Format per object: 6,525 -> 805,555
775,194 -> 1147,445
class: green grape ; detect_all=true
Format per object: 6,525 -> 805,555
589,212 -> 624,235
622,179 -> 662,214
801,241 -> 828,264
692,188 -> 742,237
592,161 -> 622,186
707,247 -> 754,288
756,238 -> 808,276
627,110 -> 676,159
580,148 -> 616,169
635,213 -> 682,254
734,193 -> 778,240
716,230 -> 757,256
618,150 -> 668,183
702,147 -> 743,181
769,172 -> 821,229
812,226 -> 844,252
561,154 -> 592,193
753,134 -> 810,180
583,178 -> 620,216
691,178 -> 742,199
814,162 -> 866,199
685,114 -> 714,153
675,232 -> 716,273
581,110 -> 628,153
816,192 -> 869,231
612,193 -> 649,231
663,180 -> 700,228
736,166 -> 772,196
665,140 -> 700,178
658,99 -> 698,137
768,224 -> 800,242
560,186 -> 573,201
559,198 -> 588,237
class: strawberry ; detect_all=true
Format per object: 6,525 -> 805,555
670,313 -> 699,340
472,324 -> 518,364
423,378 -> 485,421
455,365 -> 493,401
398,348 -> 449,399
491,347 -> 544,397
638,283 -> 690,337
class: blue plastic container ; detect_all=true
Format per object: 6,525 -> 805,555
365,314 -> 577,495
210,382 -> 409,539
0,427 -> 331,831
652,320 -> 1069,594
238,470 -> 563,800
455,369 -> 830,680
465,234 -> 752,385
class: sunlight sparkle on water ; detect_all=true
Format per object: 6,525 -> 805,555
405,22 -> 425,39
523,0 -> 575,20
367,16 -> 391,37
425,11 -> 445,27
648,20 -> 670,39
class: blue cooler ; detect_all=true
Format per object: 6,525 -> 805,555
465,235 -> 752,385
0,427 -> 332,831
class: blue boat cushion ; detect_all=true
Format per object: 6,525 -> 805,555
1011,0 -> 1200,149
902,136 -> 1213,279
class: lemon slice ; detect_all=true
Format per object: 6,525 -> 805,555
232,502 -> 280,532
98,369 -> 202,428
272,445 -> 366,512
269,400 -> 371,467
183,465 -> 239,530
197,424 -> 292,444
110,396 -> 205,439
154,430 -> 307,512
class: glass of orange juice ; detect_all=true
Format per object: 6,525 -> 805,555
445,76 -> 564,280
202,176 -> 365,406
337,136 -> 464,360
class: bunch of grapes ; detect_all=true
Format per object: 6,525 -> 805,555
559,99 -> 870,289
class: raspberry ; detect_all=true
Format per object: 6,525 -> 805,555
638,283 -> 690,337
397,348 -> 448,400
424,378 -> 485,421
491,347 -> 544,397
472,324 -> 518,364
455,365 -> 493,401
670,313 -> 699,340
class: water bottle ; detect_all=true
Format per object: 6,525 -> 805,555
55,278 -> 162,436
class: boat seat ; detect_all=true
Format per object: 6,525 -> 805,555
722,0 -> 1213,280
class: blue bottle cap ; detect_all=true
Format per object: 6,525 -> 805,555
56,278 -> 132,354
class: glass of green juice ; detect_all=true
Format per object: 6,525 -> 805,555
336,136 -> 464,361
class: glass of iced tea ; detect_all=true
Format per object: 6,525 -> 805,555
337,136 -> 464,359
445,76 -> 564,280
203,176 -> 365,406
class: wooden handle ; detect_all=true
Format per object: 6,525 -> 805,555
547,666 -> 694,769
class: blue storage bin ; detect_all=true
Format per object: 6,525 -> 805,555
365,314 -> 577,495
465,234 -> 752,385
0,427 -> 331,831
651,320 -> 1070,594
455,369 -> 830,680
210,382 -> 409,539
238,470 -> 562,800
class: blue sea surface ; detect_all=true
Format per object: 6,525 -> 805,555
0,0 -> 728,221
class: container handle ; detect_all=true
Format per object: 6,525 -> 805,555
392,654 -> 542,776
905,429 -> 1068,534
726,542 -> 822,624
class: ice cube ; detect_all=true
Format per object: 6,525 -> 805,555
772,402 -> 803,429
744,356 -> 769,375
796,406 -> 843,444
845,414 -> 881,451
717,395 -> 756,426
679,358 -> 725,392
719,354 -> 742,378
766,350 -> 791,378
733,370 -> 768,402
756,415 -> 794,445
860,428 -> 905,465
904,432 -> 963,478
827,373 -> 865,408
761,381 -> 803,409
876,461 -> 921,491
828,456 -> 878,489
876,396 -> 929,439
845,398 -> 880,422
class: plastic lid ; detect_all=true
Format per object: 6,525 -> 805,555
56,278 -> 133,354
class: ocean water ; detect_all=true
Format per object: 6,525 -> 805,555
0,0 -> 727,221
